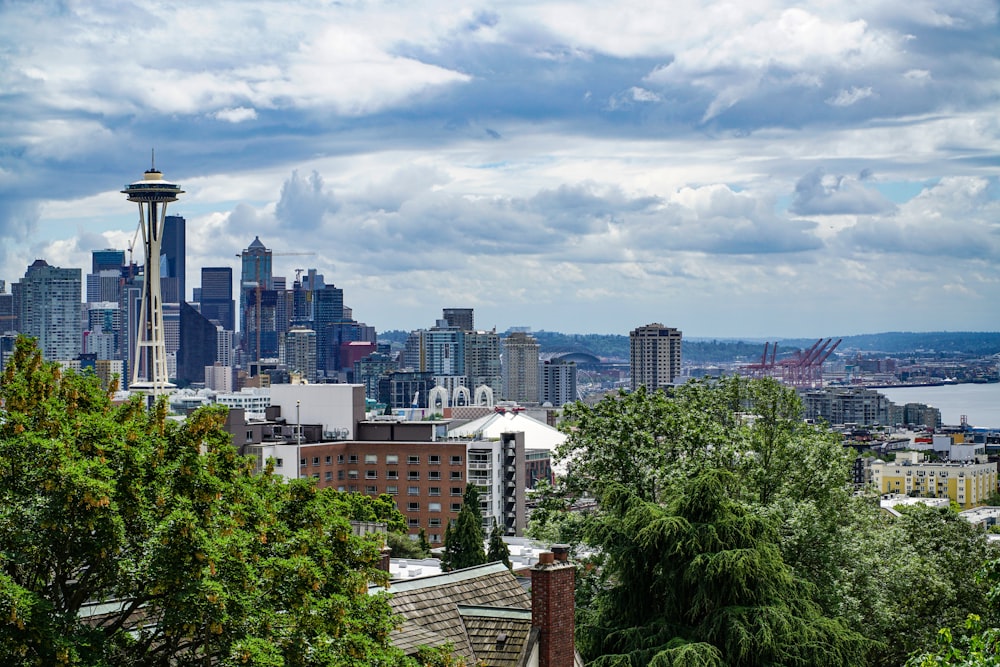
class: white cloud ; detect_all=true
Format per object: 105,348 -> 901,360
212,107 -> 258,123
826,86 -> 875,107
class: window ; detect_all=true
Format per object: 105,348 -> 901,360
428,502 -> 441,512
450,455 -> 463,465
408,471 -> 420,480
365,454 -> 378,464
408,518 -> 420,527
386,455 -> 399,465
429,518 -> 441,527
408,502 -> 420,512
348,455 -> 358,464
407,455 -> 420,464
451,487 -> 462,496
429,455 -> 441,465
300,458 -> 306,467
428,471 -> 441,481
408,486 -> 419,495
387,470 -> 399,480
337,470 -> 345,481
325,472 -> 333,481
365,485 -> 377,494
311,473 -> 319,479
429,487 -> 441,496
246,430 -> 253,440
386,485 -> 398,495
337,454 -> 344,464
325,456 -> 332,465
337,485 -> 346,492
450,471 -> 463,480
312,457 -> 320,466
430,534 -> 441,543
366,470 -> 378,479
274,458 -> 283,467
450,503 -> 461,512
348,470 -> 359,479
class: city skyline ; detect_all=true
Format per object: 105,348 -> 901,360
1,1 -> 998,338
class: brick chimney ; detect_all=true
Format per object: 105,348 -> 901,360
531,545 -> 575,667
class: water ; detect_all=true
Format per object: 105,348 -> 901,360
876,383 -> 1000,429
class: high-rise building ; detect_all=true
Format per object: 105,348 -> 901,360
240,236 -> 277,364
199,267 -> 235,331
92,249 -> 125,274
465,329 -> 502,397
285,326 -> 318,383
0,281 -> 15,334
16,260 -> 82,361
629,323 -> 682,391
176,302 -> 218,386
540,358 -> 578,407
161,215 -> 186,302
442,307 -> 474,332
502,331 -> 540,403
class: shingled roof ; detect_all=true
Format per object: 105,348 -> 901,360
371,562 -> 535,666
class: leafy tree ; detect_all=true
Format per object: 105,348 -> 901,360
0,336 -> 418,666
442,484 -> 486,571
486,521 -> 511,569
418,527 -> 432,555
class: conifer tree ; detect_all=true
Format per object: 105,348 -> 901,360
487,520 -> 511,569
442,483 -> 486,571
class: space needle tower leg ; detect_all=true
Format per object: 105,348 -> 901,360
122,156 -> 184,398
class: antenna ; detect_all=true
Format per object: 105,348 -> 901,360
151,148 -> 155,170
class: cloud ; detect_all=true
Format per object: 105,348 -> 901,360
826,86 -> 875,107
214,107 -> 258,123
791,169 -> 897,216
275,171 -> 339,231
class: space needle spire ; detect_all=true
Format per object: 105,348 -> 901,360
121,156 -> 184,396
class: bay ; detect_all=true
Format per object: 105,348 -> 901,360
876,383 -> 1000,429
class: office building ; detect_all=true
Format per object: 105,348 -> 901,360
629,323 -> 682,391
199,267 -> 235,331
161,215 -> 186,302
92,249 -> 126,274
502,331 -> 540,403
16,260 -> 81,361
176,302 -> 219,386
466,329 -> 502,398
285,326 -> 318,383
240,236 -> 278,364
0,281 -> 15,334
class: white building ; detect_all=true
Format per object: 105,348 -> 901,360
268,384 -> 366,440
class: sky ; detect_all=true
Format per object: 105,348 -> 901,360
1,0 -> 998,339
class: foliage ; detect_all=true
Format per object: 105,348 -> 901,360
0,336 -> 418,666
486,522 -> 511,569
442,484 -> 486,571
525,479 -> 590,547
418,528 -> 431,555
387,531 -> 426,559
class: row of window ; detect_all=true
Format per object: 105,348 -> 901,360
303,454 -> 464,467
338,470 -> 462,481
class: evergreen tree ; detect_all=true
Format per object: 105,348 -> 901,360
487,520 -> 511,569
442,483 -> 486,571
418,527 -> 432,555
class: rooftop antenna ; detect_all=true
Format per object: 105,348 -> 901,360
151,148 -> 155,170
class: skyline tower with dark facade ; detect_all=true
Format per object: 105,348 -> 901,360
121,161 -> 183,394
239,236 -> 277,365
442,307 -> 474,332
161,215 -> 186,303
629,323 -> 682,391
200,266 -> 235,331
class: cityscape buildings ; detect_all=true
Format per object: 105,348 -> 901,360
14,260 -> 81,362
629,323 -> 682,391
502,331 -> 540,403
199,267 -> 235,331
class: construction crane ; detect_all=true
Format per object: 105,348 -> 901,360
237,248 -> 315,367
741,338 -> 842,389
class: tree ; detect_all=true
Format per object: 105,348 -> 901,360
487,521 -> 511,569
418,528 -> 432,555
579,471 -> 867,666
442,484 -> 486,571
0,336 -> 418,666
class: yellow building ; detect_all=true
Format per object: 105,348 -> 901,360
871,451 -> 998,509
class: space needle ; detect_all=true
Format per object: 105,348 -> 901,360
121,154 -> 184,397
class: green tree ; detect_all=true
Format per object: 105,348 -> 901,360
418,527 -> 432,555
0,336 -> 416,666
442,484 -> 486,571
486,521 -> 511,569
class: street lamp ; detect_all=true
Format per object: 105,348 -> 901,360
296,400 -> 302,480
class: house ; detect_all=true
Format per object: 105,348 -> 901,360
372,546 -> 581,667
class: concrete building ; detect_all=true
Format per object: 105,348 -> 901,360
503,331 -> 540,403
871,451 -> 997,509
540,358 -> 577,407
801,387 -> 892,426
284,326 -> 318,383
465,329 -> 502,399
205,363 -> 235,392
16,260 -> 81,362
629,323 -> 682,391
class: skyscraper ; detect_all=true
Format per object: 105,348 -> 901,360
629,323 -> 682,391
161,215 -> 186,302
176,301 -> 218,386
199,267 -> 235,331
239,236 -> 278,364
92,249 -> 125,274
540,358 -> 577,407
285,326 -> 318,383
16,260 -> 82,361
502,331 -> 540,403
465,329 -> 502,397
